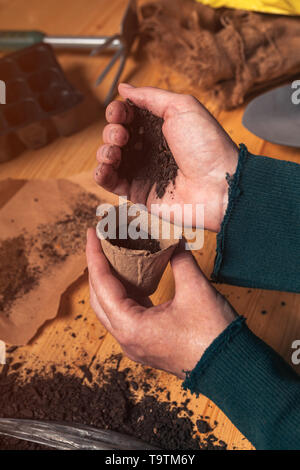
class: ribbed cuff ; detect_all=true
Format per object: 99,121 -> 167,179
183,316 -> 300,450
212,144 -> 300,293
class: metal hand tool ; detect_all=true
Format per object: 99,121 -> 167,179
243,83 -> 300,147
0,0 -> 138,105
0,417 -> 159,450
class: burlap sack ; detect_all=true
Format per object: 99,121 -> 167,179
139,0 -> 300,109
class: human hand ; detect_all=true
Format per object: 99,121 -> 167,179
95,84 -> 238,232
86,228 -> 237,379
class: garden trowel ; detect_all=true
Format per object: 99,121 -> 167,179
242,83 -> 300,147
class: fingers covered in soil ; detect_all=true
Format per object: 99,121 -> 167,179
105,100 -> 134,124
93,163 -> 130,198
96,144 -> 121,169
94,163 -> 119,191
102,123 -> 129,147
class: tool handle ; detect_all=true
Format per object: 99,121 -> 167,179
0,30 -> 45,50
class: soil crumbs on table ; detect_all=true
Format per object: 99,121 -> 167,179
0,354 -> 227,450
0,192 -> 98,318
119,101 -> 178,199
0,235 -> 39,316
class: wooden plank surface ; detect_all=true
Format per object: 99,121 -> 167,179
0,0 -> 299,451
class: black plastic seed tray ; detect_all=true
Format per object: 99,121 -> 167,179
0,43 -> 83,162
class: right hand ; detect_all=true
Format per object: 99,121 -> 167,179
95,83 -> 238,232
86,228 -> 237,379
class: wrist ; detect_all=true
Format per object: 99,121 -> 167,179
176,309 -> 235,380
217,146 -> 239,230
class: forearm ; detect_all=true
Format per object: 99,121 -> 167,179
213,144 -> 300,293
183,317 -> 300,450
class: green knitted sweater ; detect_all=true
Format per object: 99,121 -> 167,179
183,145 -> 300,450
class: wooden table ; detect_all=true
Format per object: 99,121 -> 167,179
0,0 -> 299,451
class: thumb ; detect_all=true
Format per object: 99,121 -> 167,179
118,83 -> 183,119
86,228 -> 144,325
170,246 -> 212,302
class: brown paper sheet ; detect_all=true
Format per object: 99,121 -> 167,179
0,173 -> 201,345
0,173 -> 117,345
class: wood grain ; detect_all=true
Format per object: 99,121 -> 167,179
0,0 -> 299,451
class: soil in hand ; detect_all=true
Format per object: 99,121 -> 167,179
119,101 -> 178,199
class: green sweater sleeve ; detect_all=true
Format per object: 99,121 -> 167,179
183,317 -> 300,450
184,149 -> 300,449
212,144 -> 300,292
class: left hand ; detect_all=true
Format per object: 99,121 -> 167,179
94,84 -> 238,232
86,228 -> 236,379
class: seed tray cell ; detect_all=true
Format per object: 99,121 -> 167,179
0,43 -> 83,162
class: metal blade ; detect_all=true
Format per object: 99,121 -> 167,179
242,83 -> 300,147
95,48 -> 123,87
90,34 -> 121,57
103,52 -> 126,106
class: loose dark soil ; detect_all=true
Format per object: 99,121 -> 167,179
119,101 -> 178,199
0,235 -> 39,316
0,192 -> 98,317
0,355 -> 227,450
109,231 -> 161,254
196,419 -> 213,434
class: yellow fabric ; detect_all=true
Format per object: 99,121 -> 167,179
196,0 -> 300,15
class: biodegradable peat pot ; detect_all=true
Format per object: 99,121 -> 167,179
96,204 -> 180,297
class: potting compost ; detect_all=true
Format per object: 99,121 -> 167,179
0,353 -> 228,450
120,101 -> 178,198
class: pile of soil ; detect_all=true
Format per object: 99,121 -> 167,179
0,355 -> 227,450
0,236 -> 38,316
0,191 -> 98,318
119,101 -> 178,199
